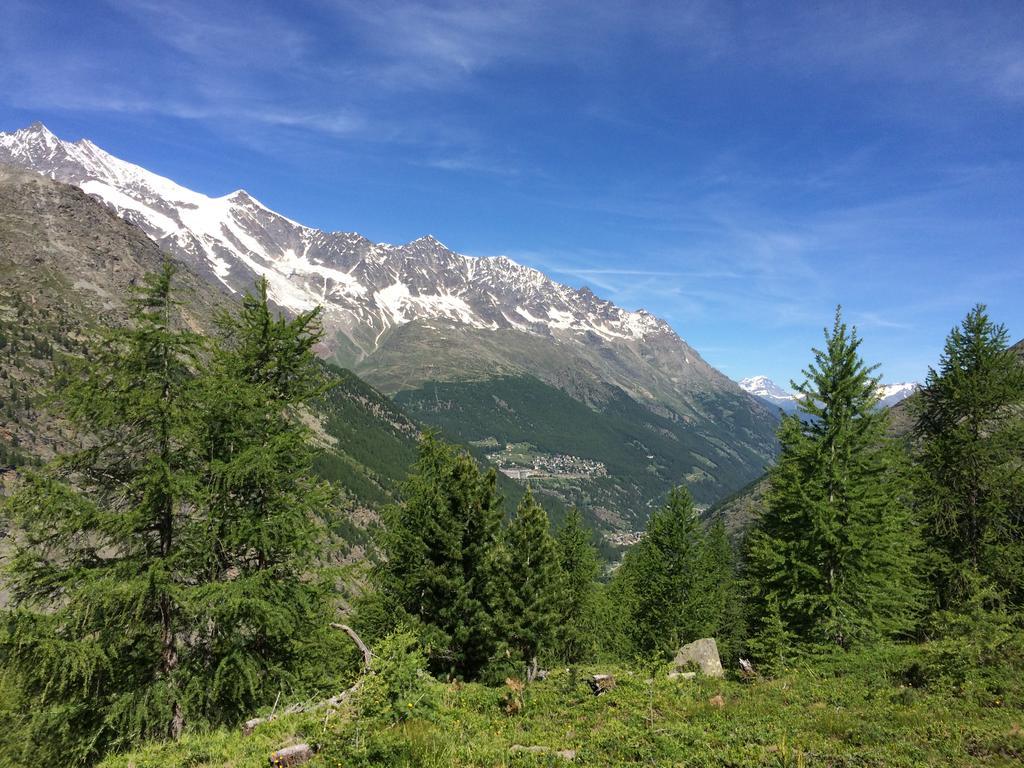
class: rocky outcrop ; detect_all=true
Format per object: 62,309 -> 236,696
672,638 -> 725,679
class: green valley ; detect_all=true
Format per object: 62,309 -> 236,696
396,374 -> 775,529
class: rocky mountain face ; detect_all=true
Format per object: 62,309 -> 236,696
0,163 -> 230,461
0,122 -> 780,515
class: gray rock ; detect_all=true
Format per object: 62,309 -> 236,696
673,637 -> 724,679
510,745 -> 576,761
268,744 -> 313,766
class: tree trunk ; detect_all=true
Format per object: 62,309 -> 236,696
527,656 -> 539,683
160,593 -> 183,739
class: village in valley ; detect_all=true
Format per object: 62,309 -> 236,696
476,439 -> 609,481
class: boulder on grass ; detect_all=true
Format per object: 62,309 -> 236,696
672,638 -> 724,679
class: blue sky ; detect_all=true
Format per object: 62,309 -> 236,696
2,1 -> 1022,387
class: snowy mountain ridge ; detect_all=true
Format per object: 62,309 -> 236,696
738,375 -> 799,402
738,375 -> 920,412
876,381 -> 921,408
0,122 -> 668,362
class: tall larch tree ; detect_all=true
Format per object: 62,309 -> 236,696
494,488 -> 566,675
912,304 -> 1024,610
185,277 -> 340,723
620,486 -> 709,658
0,271 -> 347,766
700,518 -> 746,664
377,434 -> 504,679
745,308 -> 920,650
1,265 -> 201,765
554,508 -> 600,663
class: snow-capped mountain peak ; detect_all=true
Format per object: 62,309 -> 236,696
1,121 -> 786,504
0,123 -> 677,362
740,374 -> 920,412
877,382 -> 920,408
739,375 -> 797,402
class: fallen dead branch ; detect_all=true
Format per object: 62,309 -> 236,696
246,622 -> 373,738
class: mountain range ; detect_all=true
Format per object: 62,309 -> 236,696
739,375 -> 919,414
0,122 -> 780,524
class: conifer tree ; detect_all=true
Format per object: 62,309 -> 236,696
700,519 -> 746,664
377,434 -> 503,679
591,574 -> 634,661
745,308 -> 920,649
912,305 -> 1024,609
746,595 -> 791,678
0,270 -> 342,765
185,277 -> 338,721
1,265 -> 201,763
494,488 -> 566,673
554,508 -> 600,663
621,486 -> 709,658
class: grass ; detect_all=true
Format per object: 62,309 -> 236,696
99,643 -> 1023,767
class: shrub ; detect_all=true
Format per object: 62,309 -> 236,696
353,631 -> 436,724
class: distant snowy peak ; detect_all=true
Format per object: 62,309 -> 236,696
877,382 -> 920,408
738,375 -> 797,402
0,122 -> 673,357
739,375 -> 919,411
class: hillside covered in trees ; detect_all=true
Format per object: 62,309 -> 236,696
1,262 -> 1021,765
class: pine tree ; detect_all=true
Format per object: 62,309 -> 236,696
746,595 -> 791,677
554,508 -> 600,663
620,486 -> 709,658
744,308 -> 920,649
590,575 -> 634,661
0,271 -> 343,765
494,488 -> 566,674
912,305 -> 1024,610
184,277 -> 339,722
1,264 -> 201,764
700,519 -> 746,664
377,433 -> 504,679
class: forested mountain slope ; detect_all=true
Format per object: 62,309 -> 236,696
397,374 -> 772,526
1,123 -> 780,520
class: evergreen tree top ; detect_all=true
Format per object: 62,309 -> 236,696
645,486 -> 700,552
791,306 -> 885,436
215,276 -> 327,403
915,303 -> 1024,439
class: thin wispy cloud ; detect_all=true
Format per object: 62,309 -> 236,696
852,313 -> 912,331
4,2 -> 1021,154
108,0 -> 310,66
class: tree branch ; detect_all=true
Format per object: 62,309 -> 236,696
330,622 -> 372,671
